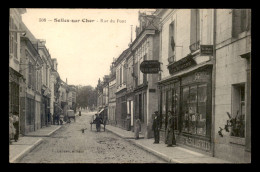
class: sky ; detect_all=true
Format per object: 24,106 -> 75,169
21,8 -> 156,87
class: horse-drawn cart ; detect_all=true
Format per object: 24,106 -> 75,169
90,108 -> 107,131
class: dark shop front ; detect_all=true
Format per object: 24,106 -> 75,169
158,59 -> 213,153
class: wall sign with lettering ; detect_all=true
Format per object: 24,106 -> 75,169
200,45 -> 213,56
167,54 -> 196,75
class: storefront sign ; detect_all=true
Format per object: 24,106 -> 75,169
168,55 -> 196,75
200,45 -> 213,56
140,60 -> 160,74
180,135 -> 211,152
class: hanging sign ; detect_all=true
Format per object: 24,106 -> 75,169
200,45 -> 213,56
140,60 -> 160,74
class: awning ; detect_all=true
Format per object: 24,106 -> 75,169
98,108 -> 104,114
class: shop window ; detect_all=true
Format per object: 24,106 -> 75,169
161,90 -> 166,130
181,84 -> 207,136
231,84 -> 245,138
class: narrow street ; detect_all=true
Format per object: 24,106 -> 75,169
18,111 -> 165,163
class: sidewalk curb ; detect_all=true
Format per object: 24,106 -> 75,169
104,126 -> 175,163
103,126 -> 144,139
10,138 -> 43,163
127,139 -> 182,163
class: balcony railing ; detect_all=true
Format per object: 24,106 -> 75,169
189,40 -> 200,53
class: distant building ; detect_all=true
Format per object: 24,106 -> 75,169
108,59 -> 117,125
114,48 -> 129,129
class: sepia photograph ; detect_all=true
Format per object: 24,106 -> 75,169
9,8 -> 251,163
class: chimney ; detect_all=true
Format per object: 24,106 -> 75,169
66,78 -> 67,84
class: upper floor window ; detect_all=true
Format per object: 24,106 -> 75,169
168,21 -> 175,63
9,16 -> 18,59
190,9 -> 200,53
232,9 -> 251,37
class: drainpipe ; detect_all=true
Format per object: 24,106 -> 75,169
211,9 -> 217,157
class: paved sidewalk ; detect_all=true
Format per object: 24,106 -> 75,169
9,125 -> 62,163
104,125 -> 232,163
103,124 -> 144,139
24,125 -> 61,137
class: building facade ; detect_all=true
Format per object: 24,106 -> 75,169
125,50 -> 135,131
108,61 -> 117,125
9,8 -> 26,135
37,40 -> 52,127
19,35 -> 43,134
156,9 -> 215,153
50,58 -> 60,123
115,49 -> 129,129
213,9 -> 251,163
131,11 -> 160,138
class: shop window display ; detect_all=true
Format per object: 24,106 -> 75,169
182,84 -> 207,136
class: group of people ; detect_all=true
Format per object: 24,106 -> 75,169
152,111 -> 177,147
9,113 -> 19,144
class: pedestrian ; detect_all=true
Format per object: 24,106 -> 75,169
134,118 -> 141,139
13,112 -> 19,142
9,113 -> 15,144
152,111 -> 160,144
94,114 -> 101,132
165,111 -> 176,147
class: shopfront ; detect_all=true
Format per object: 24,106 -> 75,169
158,65 -> 212,153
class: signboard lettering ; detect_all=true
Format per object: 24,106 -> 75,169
200,45 -> 213,56
140,60 -> 160,74
168,55 -> 196,75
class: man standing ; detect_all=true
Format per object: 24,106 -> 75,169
152,111 -> 160,144
166,111 -> 176,147
94,114 -> 101,132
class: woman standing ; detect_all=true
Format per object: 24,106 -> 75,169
134,118 -> 141,139
166,111 -> 176,147
9,113 -> 15,144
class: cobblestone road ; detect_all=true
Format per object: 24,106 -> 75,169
18,112 -> 165,163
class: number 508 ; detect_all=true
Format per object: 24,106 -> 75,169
39,18 -> 46,22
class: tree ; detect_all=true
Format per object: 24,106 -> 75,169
76,85 -> 97,110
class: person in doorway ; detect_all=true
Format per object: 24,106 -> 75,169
13,112 -> 19,142
9,113 -> 15,144
152,111 -> 160,144
166,111 -> 176,147
134,118 -> 141,139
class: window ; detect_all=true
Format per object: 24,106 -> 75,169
181,84 -> 207,136
168,21 -> 175,62
28,62 -> 32,87
190,9 -> 200,53
9,16 -> 18,59
232,9 -> 251,37
231,84 -> 245,138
